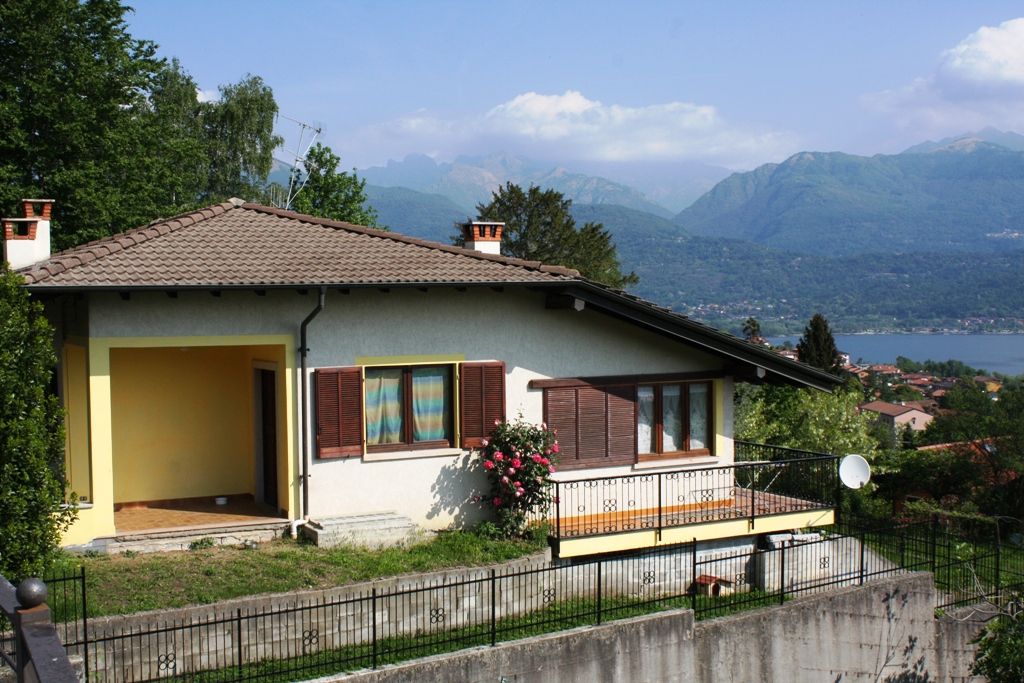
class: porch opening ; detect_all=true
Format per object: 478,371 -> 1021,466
109,344 -> 289,534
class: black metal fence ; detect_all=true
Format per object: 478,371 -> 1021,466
10,513 -> 1023,683
0,572 -> 79,682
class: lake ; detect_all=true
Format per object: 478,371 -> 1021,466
767,334 -> 1024,376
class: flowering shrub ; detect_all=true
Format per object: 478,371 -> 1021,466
476,417 -> 559,537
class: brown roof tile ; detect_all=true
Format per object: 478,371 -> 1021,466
19,202 -> 579,288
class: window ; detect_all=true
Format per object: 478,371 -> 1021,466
315,361 -> 504,458
637,382 -> 710,458
364,366 -> 453,450
540,376 -> 715,470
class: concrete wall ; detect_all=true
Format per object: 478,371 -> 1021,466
71,287 -> 736,539
326,573 -> 986,683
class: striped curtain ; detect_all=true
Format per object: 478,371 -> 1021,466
365,368 -> 403,444
412,367 -> 450,442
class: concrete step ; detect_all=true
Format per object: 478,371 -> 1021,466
302,512 -> 424,549
72,520 -> 290,555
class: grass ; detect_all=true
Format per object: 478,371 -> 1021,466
53,529 -> 547,617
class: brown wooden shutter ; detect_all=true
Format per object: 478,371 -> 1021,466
460,361 -> 506,448
544,387 -> 577,463
315,367 -> 363,458
606,384 -> 637,463
577,387 -> 608,462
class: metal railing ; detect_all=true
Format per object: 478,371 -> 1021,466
546,447 -> 839,540
0,574 -> 78,683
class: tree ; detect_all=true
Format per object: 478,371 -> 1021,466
0,264 -> 76,579
742,317 -> 762,342
0,1 -> 282,248
972,610 -> 1024,681
289,143 -> 378,226
472,183 -> 638,289
796,313 -> 842,374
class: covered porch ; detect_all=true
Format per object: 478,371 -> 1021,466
544,442 -> 839,558
61,336 -> 297,546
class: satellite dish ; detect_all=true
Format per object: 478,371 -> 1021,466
839,454 -> 871,489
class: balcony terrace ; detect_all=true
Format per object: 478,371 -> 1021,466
545,442 -> 839,557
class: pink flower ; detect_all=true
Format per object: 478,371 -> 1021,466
501,476 -> 510,484
511,458 -> 522,468
548,465 -> 556,473
544,448 -> 551,456
481,438 -> 489,447
531,454 -> 542,463
515,490 -> 524,497
494,418 -> 501,426
493,497 -> 503,507
541,422 -> 547,430
540,457 -> 549,466
494,452 -> 504,461
551,443 -> 560,454
513,481 -> 522,489
483,460 -> 495,470
506,468 -> 516,476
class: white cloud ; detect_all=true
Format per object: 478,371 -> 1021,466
350,90 -> 796,168
196,88 -> 218,103
865,18 -> 1024,135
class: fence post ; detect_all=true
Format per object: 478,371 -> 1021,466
995,529 -> 1003,605
235,608 -> 243,678
690,541 -> 697,613
859,529 -> 866,585
371,588 -> 378,669
596,559 -> 602,626
779,542 -> 786,605
930,515 -> 938,574
80,566 -> 90,683
555,482 -> 561,540
657,472 -> 663,541
490,569 -> 497,647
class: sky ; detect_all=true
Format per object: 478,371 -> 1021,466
126,1 -> 1024,172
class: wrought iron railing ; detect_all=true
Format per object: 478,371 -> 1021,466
545,444 -> 839,540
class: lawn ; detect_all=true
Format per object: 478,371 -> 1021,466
55,529 -> 547,617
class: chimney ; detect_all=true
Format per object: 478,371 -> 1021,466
3,199 -> 53,270
461,221 -> 504,255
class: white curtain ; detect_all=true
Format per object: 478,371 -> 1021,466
637,385 -> 655,454
689,383 -> 708,450
662,385 -> 682,452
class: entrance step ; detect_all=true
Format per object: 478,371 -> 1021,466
302,512 -> 424,549
71,520 -> 290,555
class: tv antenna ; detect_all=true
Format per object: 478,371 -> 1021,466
275,114 -> 322,210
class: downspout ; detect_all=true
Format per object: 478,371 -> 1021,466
295,286 -> 326,537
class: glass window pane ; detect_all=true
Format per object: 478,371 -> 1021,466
662,385 -> 683,452
689,383 -> 709,450
411,367 -> 451,442
637,385 -> 655,454
365,368 -> 403,445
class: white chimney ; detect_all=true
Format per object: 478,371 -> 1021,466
3,199 -> 53,270
461,221 -> 504,255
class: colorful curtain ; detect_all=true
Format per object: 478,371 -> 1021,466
365,368 -> 403,445
412,367 -> 450,442
637,385 -> 655,454
662,384 -> 682,452
689,383 -> 708,450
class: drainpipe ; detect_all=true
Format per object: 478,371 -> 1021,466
295,286 -> 326,536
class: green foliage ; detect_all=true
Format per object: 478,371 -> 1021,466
895,355 -> 984,378
972,611 -> 1024,682
473,183 -> 638,289
290,144 -> 378,226
796,313 -> 841,374
742,317 -> 761,341
0,1 -> 282,249
0,264 -> 76,579
189,537 -> 216,551
476,417 -> 558,537
736,382 -> 878,458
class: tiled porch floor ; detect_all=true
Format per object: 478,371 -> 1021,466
114,499 -> 285,534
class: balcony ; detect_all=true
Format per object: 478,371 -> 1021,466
544,442 -> 839,558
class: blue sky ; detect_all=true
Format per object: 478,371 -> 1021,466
127,1 -> 1024,170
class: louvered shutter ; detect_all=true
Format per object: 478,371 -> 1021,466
460,361 -> 506,448
315,367 -> 363,458
606,385 -> 637,464
577,387 -> 608,461
544,387 -> 578,463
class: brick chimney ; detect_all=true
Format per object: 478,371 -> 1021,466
3,199 -> 53,270
461,221 -> 504,255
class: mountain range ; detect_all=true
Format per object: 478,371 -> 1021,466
281,129 -> 1024,333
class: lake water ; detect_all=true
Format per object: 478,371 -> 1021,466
767,334 -> 1024,376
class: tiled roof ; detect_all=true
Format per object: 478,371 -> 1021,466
859,400 -> 923,417
19,201 -> 578,288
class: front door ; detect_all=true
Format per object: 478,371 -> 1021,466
257,368 -> 278,509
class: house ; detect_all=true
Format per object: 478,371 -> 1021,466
858,400 -> 934,433
5,199 -> 840,557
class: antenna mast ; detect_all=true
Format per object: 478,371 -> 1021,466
275,114 -> 322,210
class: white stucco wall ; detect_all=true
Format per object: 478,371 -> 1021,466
87,287 -> 736,529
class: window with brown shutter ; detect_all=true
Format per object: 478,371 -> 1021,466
544,380 -> 711,470
315,367 -> 363,458
459,361 -> 506,448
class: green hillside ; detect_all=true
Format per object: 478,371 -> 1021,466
363,184 -> 469,238
675,144 -> 1024,255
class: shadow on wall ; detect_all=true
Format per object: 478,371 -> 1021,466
427,451 -> 488,529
